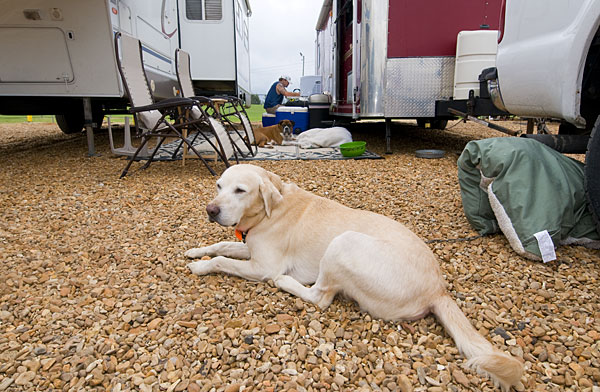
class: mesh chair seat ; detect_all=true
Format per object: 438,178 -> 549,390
175,48 -> 257,158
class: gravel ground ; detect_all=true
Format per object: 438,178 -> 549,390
0,119 -> 598,392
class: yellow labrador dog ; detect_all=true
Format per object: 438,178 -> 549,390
185,164 -> 523,391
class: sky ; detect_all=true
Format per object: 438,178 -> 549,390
248,0 -> 325,96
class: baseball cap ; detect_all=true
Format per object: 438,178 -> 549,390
280,75 -> 292,83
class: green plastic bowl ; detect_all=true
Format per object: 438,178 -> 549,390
340,141 -> 366,157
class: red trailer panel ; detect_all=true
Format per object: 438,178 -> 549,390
387,0 -> 502,58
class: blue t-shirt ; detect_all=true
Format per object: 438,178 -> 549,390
264,81 -> 284,109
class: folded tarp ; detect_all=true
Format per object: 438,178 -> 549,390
458,137 -> 600,262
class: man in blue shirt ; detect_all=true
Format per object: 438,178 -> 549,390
263,75 -> 301,114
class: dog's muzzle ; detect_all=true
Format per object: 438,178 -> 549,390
206,203 -> 220,222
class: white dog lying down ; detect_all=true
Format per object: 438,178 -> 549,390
185,164 -> 523,391
294,126 -> 352,148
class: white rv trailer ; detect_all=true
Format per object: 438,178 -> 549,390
0,0 -> 251,136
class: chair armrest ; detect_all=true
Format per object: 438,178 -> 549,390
188,95 -> 214,104
212,95 -> 241,103
129,97 -> 195,113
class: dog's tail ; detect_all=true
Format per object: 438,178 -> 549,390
431,295 -> 523,391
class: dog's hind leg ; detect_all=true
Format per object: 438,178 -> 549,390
274,274 -> 338,309
274,231 -> 366,309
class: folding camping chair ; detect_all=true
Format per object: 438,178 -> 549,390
111,32 -> 232,178
175,48 -> 257,158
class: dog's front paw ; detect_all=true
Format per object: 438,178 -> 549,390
187,261 -> 213,275
184,248 -> 207,259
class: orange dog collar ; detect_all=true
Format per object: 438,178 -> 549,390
235,229 -> 247,242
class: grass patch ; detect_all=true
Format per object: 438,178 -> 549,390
244,104 -> 265,123
0,115 -> 57,123
0,104 -> 266,124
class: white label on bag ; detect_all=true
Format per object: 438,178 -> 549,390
534,230 -> 556,263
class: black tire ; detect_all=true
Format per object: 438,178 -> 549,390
432,119 -> 448,130
559,121 -> 589,135
56,107 -> 104,134
416,118 -> 448,130
56,112 -> 84,134
584,116 -> 600,233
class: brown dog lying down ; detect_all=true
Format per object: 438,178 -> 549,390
252,120 -> 294,147
186,164 -> 524,391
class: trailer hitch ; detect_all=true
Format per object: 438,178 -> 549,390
447,107 -> 519,136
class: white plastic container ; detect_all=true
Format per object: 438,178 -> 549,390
300,75 -> 322,96
453,30 -> 498,100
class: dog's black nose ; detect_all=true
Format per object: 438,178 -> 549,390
206,204 -> 220,220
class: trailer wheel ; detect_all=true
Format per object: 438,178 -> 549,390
56,112 -> 84,134
585,116 -> 600,232
56,108 -> 104,134
417,118 -> 448,130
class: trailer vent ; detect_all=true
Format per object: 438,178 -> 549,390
186,0 -> 222,21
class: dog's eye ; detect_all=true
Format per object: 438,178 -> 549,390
234,187 -> 246,194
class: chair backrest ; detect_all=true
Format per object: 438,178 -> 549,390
115,32 -> 163,130
209,117 -> 235,159
176,48 -> 196,98
240,111 -> 254,144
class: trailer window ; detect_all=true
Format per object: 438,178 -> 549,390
186,0 -> 222,21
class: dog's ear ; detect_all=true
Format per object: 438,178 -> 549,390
278,120 -> 285,126
259,171 -> 283,217
290,120 -> 295,128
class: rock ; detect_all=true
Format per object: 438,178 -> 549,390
532,326 -> 546,337
333,374 -> 345,386
187,382 -> 201,392
265,324 -> 280,334
23,359 -> 40,372
33,347 -> 47,355
492,327 -> 511,340
276,314 -> 294,325
224,383 -> 242,392
41,358 -> 56,371
224,319 -> 244,329
452,369 -> 470,387
148,318 -> 163,329
14,371 -> 35,386
308,320 -> 322,333
297,344 -> 308,360
398,374 -> 413,392
354,342 -> 369,357
0,378 -> 14,391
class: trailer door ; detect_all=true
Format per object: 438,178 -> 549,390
334,0 -> 360,116
178,0 -> 235,83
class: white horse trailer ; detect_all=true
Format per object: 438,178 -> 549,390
0,0 -> 251,138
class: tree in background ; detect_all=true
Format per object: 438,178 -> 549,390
251,94 -> 261,105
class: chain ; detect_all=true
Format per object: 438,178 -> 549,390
425,234 -> 486,244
